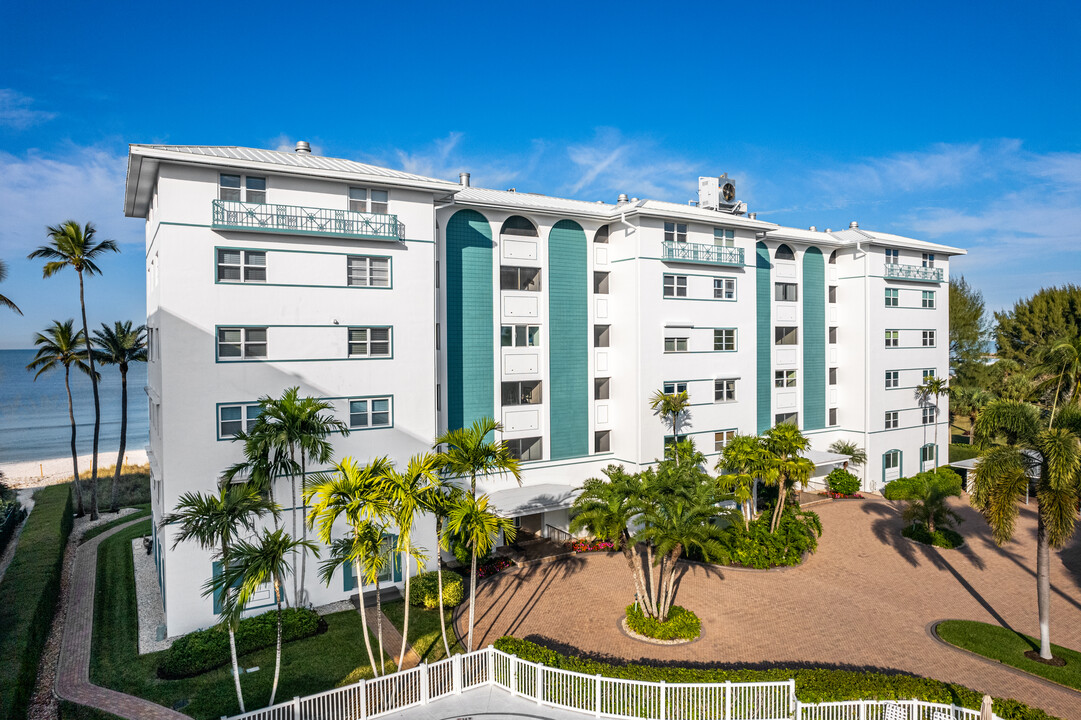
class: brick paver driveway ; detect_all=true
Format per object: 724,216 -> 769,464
456,497 -> 1081,719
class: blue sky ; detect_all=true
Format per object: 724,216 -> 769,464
1,0 -> 1079,348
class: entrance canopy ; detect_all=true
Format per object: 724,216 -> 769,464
487,484 -> 582,517
803,449 -> 850,468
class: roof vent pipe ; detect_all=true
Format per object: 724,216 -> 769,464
749,212 -> 757,220
850,220 -> 859,229
617,193 -> 629,203
459,172 -> 470,187
295,141 -> 311,154
826,228 -> 832,233
809,225 -> 817,231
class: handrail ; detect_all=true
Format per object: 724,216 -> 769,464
545,524 -> 573,544
882,262 -> 943,282
212,199 -> 405,240
662,240 -> 744,266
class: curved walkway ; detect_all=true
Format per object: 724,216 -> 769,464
55,516 -> 189,720
455,497 -> 1081,719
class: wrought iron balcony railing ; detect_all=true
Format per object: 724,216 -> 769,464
883,262 -> 943,282
212,200 -> 404,241
662,240 -> 744,266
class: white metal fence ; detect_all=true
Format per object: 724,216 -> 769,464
224,646 -> 999,720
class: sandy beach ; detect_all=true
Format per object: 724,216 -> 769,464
0,448 -> 149,489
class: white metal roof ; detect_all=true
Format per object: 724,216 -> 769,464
486,483 -> 582,516
829,227 -> 966,256
453,187 -> 620,219
803,449 -> 851,468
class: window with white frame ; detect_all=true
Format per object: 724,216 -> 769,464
775,370 -> 797,387
502,381 -> 542,406
500,266 -> 541,291
217,249 -> 266,283
663,381 -> 688,394
829,408 -> 838,426
885,330 -> 899,348
350,397 -> 392,428
774,282 -> 798,302
829,368 -> 838,385
829,326 -> 838,344
219,403 -> 261,438
713,228 -> 735,247
595,325 -> 610,347
506,436 -> 542,461
885,288 -> 898,307
714,430 -> 736,451
775,245 -> 795,261
714,329 -> 736,351
348,327 -> 391,357
218,327 -> 267,359
347,256 -> 390,287
595,377 -> 610,400
594,271 -> 610,294
921,445 -> 936,463
219,174 -> 266,203
829,285 -> 837,303
922,291 -> 936,309
664,336 -> 688,352
922,253 -> 935,268
664,222 -> 687,243
349,187 -> 389,214
922,330 -> 936,347
775,327 -> 798,345
885,411 -> 899,429
715,379 -> 736,402
663,275 -> 687,297
885,370 -> 899,388
594,430 -> 611,453
923,406 -> 935,424
714,277 -> 736,299
885,248 -> 899,264
923,369 -> 936,383
884,450 -> 900,470
775,412 -> 798,426
501,325 -> 540,347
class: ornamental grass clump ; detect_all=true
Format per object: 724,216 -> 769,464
625,604 -> 700,641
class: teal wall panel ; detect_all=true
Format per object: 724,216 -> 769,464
756,242 -> 772,434
802,247 -> 826,430
548,219 -> 589,460
445,210 -> 494,430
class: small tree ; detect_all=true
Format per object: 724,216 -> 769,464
762,424 -> 814,532
649,389 -> 691,449
883,469 -> 963,534
92,321 -> 147,512
420,478 -> 465,657
917,377 -> 950,469
827,439 -> 867,469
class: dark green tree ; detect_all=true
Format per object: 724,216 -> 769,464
995,285 -> 1081,369
949,276 -> 989,385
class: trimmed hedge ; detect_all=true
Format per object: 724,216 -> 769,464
0,500 -> 27,558
492,637 -> 1059,720
158,607 -> 325,679
0,483 -> 74,720
625,604 -> 700,641
408,570 -> 464,609
949,443 -> 980,463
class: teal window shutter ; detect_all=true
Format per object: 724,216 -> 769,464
391,534 -> 402,582
212,561 -> 243,615
344,561 -> 357,592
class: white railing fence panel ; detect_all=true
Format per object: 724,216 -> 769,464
297,680 -> 363,720
666,683 -> 726,720
730,679 -> 794,720
426,656 -> 455,701
598,676 -> 660,719
366,666 -> 423,719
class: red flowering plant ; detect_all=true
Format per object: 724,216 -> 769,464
571,539 -> 616,553
476,557 -> 513,579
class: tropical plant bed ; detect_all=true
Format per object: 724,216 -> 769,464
935,620 -> 1081,689
476,557 -> 513,578
688,505 -> 822,570
818,491 -> 865,499
571,539 -> 616,552
623,604 -> 700,643
902,524 -> 964,549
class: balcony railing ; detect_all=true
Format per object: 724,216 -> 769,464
212,200 -> 404,241
883,262 -> 943,282
662,240 -> 744,266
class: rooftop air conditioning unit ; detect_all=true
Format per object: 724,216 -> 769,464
698,174 -> 741,214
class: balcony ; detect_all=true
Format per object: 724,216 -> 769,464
662,240 -> 744,266
883,262 -> 943,283
212,200 -> 404,241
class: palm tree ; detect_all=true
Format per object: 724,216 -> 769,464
29,221 -> 119,520
92,321 -> 147,512
950,387 -> 991,444
215,528 -> 318,707
917,376 -> 950,469
434,417 -> 521,499
1039,338 -> 1081,420
0,259 -> 22,315
306,457 -> 394,676
717,434 -> 776,525
649,389 -> 691,450
26,320 -> 94,516
421,480 -> 466,657
160,485 -> 280,712
883,469 -> 964,534
761,424 -> 814,532
827,439 -> 867,470
970,399 -> 1081,661
381,453 -> 440,670
445,492 -> 516,651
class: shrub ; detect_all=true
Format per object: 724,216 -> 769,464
902,524 -> 964,549
625,604 -> 700,641
696,505 -> 822,569
157,607 -> 324,679
826,468 -> 861,496
492,637 -> 1060,720
477,557 -> 513,578
949,443 -> 980,463
571,539 -> 615,552
884,468 -> 963,537
0,483 -> 74,720
450,529 -> 492,567
408,570 -> 464,608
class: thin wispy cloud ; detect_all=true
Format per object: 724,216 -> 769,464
563,128 -> 700,202
0,89 -> 57,130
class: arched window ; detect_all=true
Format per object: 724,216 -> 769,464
775,244 -> 795,261
594,224 -> 610,243
829,250 -> 838,264
500,215 -> 538,237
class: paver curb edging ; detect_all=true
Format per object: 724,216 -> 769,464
926,619 -> 1081,698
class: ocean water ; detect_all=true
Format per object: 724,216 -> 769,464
0,349 -> 149,464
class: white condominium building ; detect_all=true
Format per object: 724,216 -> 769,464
124,143 -> 963,635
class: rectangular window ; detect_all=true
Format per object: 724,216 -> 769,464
218,327 -> 267,359
501,325 -> 541,347
774,283 -> 798,302
923,369 -> 936,383
715,379 -> 736,402
219,174 -> 266,203
347,256 -> 391,287
217,249 -> 266,283
885,288 -> 898,307
774,370 -> 796,388
829,367 -> 838,385
885,371 -> 899,388
663,381 -> 688,394
922,291 -> 936,309
923,406 -> 935,424
350,397 -> 392,428
349,187 -> 389,214
595,377 -> 610,400
829,408 -> 837,426
775,412 -> 798,426
713,278 -> 736,300
885,249 -> 899,265
500,266 -> 541,291
884,450 -> 900,470
885,330 -> 899,348
828,286 -> 837,303
664,337 -> 688,353
714,329 -> 736,351
829,326 -> 838,344
921,445 -> 936,463
922,253 -> 935,268
501,381 -> 542,406
714,430 -> 736,451
594,430 -> 611,453
663,222 -> 687,243
594,271 -> 610,294
922,330 -> 936,347
885,411 -> 899,429
595,325 -> 610,348
775,327 -> 798,345
713,228 -> 735,247
348,327 -> 392,357
219,403 -> 261,438
663,275 -> 687,297
506,436 -> 542,461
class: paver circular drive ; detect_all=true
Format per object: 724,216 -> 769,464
457,497 -> 1081,719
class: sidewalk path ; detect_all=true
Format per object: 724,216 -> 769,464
366,607 -> 422,670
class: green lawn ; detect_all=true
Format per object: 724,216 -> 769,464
92,520 -> 394,719
937,620 -> 1081,691
382,599 -> 462,664
80,504 -> 151,544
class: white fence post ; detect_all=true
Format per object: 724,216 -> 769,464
724,681 -> 731,720
420,661 -> 429,704
536,663 -> 545,706
595,674 -> 602,718
659,680 -> 666,720
790,679 -> 797,717
292,695 -> 300,720
511,657 -> 518,696
859,700 -> 866,720
794,699 -> 801,720
359,678 -> 368,720
487,645 -> 495,685
453,654 -> 463,695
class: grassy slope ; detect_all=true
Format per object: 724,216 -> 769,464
381,599 -> 462,664
937,620 -> 1081,691
92,520 -> 393,719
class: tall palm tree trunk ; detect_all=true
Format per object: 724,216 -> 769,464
299,453 -> 308,606
111,365 -> 128,512
355,558 -> 380,677
1037,509 -> 1053,660
771,480 -> 788,533
644,544 -> 658,618
78,271 -> 101,520
435,517 -> 452,657
289,447 -> 299,606
375,578 -> 385,669
467,547 -> 478,651
398,541 -> 411,671
621,541 -> 651,618
64,366 -> 85,516
222,540 -> 245,713
933,399 -> 940,469
270,580 -> 283,706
